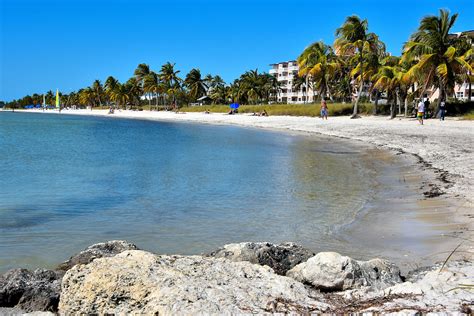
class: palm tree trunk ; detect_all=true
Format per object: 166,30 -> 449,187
373,90 -> 379,115
469,75 -> 472,101
404,97 -> 408,117
352,52 -> 363,119
304,76 -> 309,104
390,93 -> 397,119
398,92 -> 401,115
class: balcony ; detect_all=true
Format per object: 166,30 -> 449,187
269,69 -> 278,74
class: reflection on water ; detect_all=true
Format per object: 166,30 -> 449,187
0,112 -> 462,272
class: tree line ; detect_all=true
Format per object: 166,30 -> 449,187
5,9 -> 473,117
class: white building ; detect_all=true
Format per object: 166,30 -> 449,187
269,61 -> 315,104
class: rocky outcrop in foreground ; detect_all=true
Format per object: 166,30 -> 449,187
0,240 -> 138,313
206,242 -> 314,275
0,269 -> 60,313
59,250 -> 329,314
1,241 -> 473,314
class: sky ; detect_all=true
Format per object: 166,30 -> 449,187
1,0 -> 473,101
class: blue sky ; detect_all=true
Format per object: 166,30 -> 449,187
1,0 -> 473,101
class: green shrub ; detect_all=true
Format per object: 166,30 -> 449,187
180,103 -> 375,117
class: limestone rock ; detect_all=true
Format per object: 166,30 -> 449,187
59,250 -> 329,314
287,252 -> 361,291
206,242 -> 314,275
287,252 -> 402,291
358,258 -> 403,289
0,269 -> 61,312
56,240 -> 138,271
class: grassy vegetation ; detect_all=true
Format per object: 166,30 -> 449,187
462,110 -> 474,120
179,103 -> 375,117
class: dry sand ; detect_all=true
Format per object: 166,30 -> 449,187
14,108 -> 474,262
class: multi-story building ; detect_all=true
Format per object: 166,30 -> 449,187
269,61 -> 314,104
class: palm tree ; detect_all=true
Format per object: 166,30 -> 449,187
240,69 -> 263,104
184,68 -> 208,102
109,83 -> 129,109
292,74 -> 307,103
78,88 -> 94,109
211,75 -> 225,90
143,72 -> 160,108
298,41 -> 338,101
335,15 -> 385,117
104,76 -> 119,106
210,85 -> 229,104
160,62 -> 181,109
134,63 -> 151,105
125,77 -> 141,108
91,80 -> 104,107
403,9 -> 473,113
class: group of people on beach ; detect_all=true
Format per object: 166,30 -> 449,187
251,109 -> 268,117
415,98 -> 446,125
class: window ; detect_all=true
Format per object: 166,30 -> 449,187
456,91 -> 464,98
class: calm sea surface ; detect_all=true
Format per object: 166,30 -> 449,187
0,112 -> 445,271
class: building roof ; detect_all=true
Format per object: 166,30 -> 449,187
269,60 -> 297,66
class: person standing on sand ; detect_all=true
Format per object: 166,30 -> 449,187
320,99 -> 328,120
417,99 -> 425,125
439,100 -> 446,121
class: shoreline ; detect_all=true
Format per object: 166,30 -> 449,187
3,109 -> 474,264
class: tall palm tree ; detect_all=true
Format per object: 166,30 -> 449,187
240,69 -> 262,104
78,88 -> 94,109
335,15 -> 385,117
292,74 -> 307,103
210,85 -> 229,104
104,76 -> 119,106
134,63 -> 151,105
184,68 -> 208,102
109,84 -> 129,109
403,9 -> 473,113
211,75 -> 225,90
298,41 -> 338,101
159,62 -> 181,108
124,77 -> 141,108
143,72 -> 160,108
91,80 -> 104,107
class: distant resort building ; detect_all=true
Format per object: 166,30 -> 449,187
269,61 -> 314,104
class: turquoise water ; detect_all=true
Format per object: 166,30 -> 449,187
0,112 -> 392,271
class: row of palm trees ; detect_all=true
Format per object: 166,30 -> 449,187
6,9 -> 472,114
8,61 -> 283,109
296,9 -> 473,117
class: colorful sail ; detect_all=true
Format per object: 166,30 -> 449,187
55,89 -> 60,109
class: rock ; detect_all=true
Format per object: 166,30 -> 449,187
56,240 -> 138,271
287,252 -> 361,291
357,261 -> 474,313
358,258 -> 403,290
59,250 -> 329,314
206,242 -> 314,275
286,252 -> 402,292
0,269 -> 61,312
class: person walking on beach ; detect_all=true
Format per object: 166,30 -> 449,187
417,99 -> 425,125
320,99 -> 328,120
439,100 -> 446,121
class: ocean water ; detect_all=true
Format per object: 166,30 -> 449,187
0,112 -> 449,271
